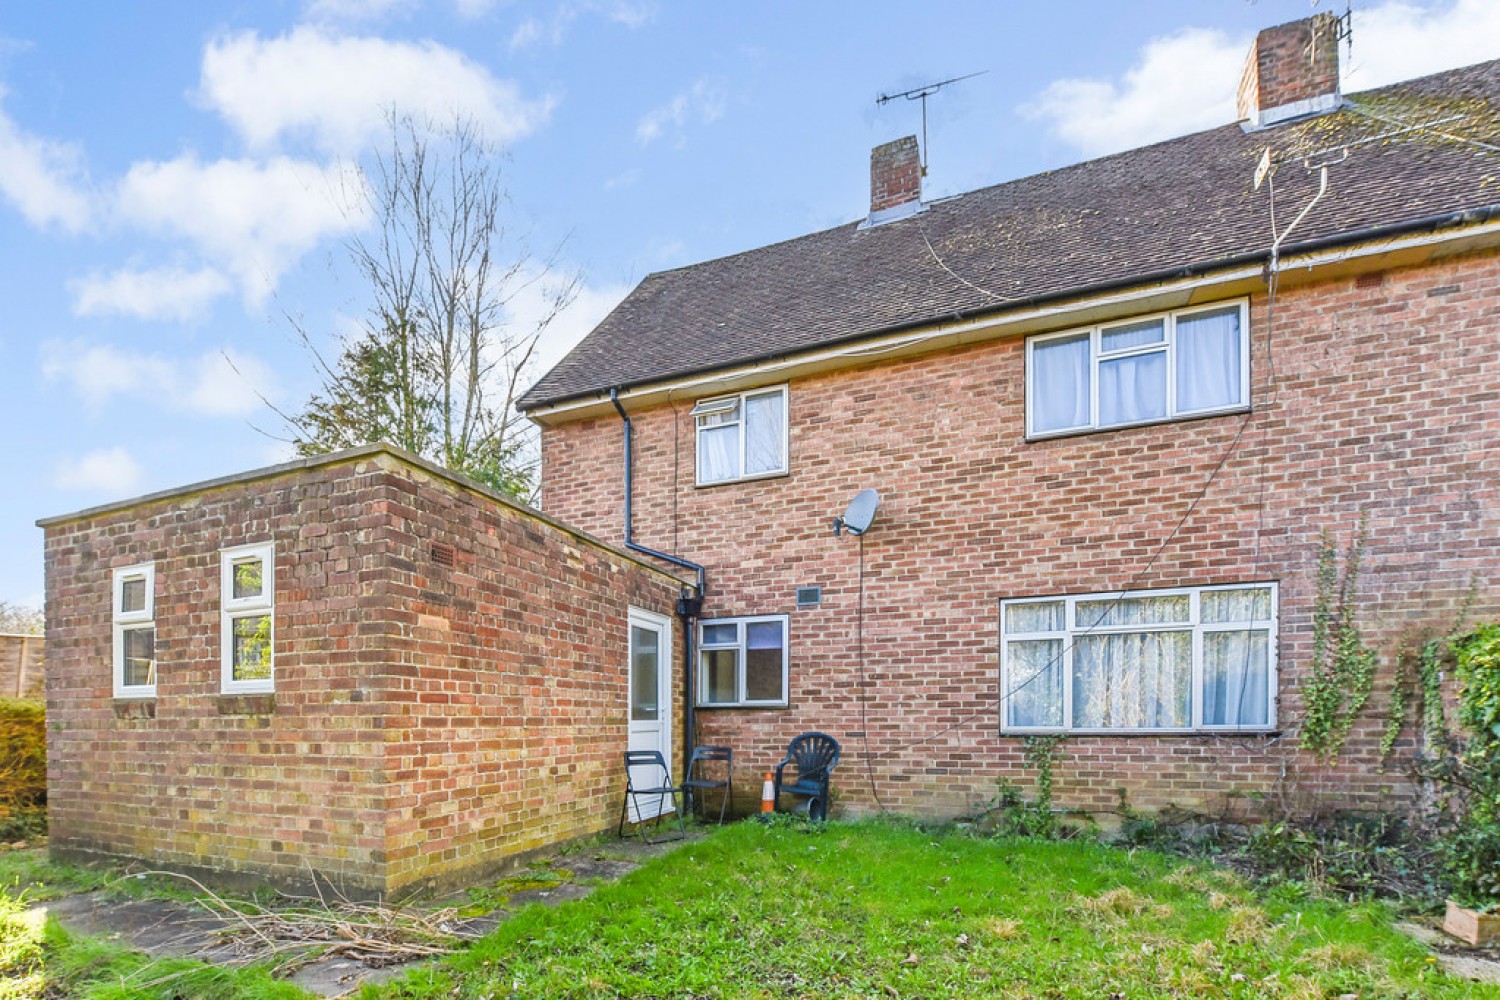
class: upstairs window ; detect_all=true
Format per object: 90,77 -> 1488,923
693,386 -> 788,485
112,563 -> 155,697
221,543 -> 274,694
1001,582 -> 1277,734
698,615 -> 789,707
1027,302 -> 1249,437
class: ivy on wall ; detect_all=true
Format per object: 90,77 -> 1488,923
1300,513 -> 1378,763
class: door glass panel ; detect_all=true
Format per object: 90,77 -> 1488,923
630,625 -> 659,721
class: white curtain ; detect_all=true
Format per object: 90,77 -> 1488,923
1098,351 -> 1166,425
697,423 -> 738,482
1176,308 -> 1241,411
1202,629 -> 1269,726
1073,630 -> 1191,728
1007,638 -> 1063,728
744,393 -> 785,474
1032,335 -> 1090,432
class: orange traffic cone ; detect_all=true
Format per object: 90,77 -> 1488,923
761,771 -> 776,814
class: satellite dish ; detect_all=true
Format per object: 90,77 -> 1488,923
833,489 -> 880,537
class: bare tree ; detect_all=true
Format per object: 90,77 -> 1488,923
288,115 -> 578,500
0,601 -> 42,635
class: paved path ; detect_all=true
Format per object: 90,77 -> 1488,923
30,830 -> 706,997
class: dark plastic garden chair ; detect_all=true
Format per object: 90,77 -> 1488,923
618,750 -> 687,844
773,732 -> 841,821
681,746 -> 734,825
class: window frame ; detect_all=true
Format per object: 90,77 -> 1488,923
696,614 -> 790,708
692,385 -> 790,486
999,582 -> 1278,735
220,542 -> 275,695
112,562 -> 156,698
1024,299 -> 1251,439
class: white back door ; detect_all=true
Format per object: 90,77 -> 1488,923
626,608 -> 674,822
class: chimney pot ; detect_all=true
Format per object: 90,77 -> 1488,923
867,136 -> 922,223
1237,13 -> 1342,128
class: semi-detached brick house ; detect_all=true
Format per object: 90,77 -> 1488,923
520,16 -> 1500,820
37,14 -> 1500,894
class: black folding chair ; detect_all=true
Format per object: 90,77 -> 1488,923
682,746 -> 734,825
774,732 -> 841,822
618,750 -> 687,843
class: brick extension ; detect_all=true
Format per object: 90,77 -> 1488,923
538,250 -> 1500,822
40,448 -> 684,896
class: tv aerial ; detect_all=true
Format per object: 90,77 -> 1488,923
877,71 -> 987,175
833,489 -> 880,537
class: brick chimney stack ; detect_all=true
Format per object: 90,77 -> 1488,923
868,136 -> 922,222
1237,13 -> 1342,128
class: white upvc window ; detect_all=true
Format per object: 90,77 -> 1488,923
692,385 -> 789,485
112,562 -> 156,698
220,542 -> 274,694
698,614 -> 789,707
1026,300 -> 1250,438
1000,582 -> 1277,734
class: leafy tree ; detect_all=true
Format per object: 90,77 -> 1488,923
286,115 -> 577,500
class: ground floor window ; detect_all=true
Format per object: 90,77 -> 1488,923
698,615 -> 789,707
1001,583 -> 1276,733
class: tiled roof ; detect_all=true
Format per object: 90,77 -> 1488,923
520,60 -> 1500,411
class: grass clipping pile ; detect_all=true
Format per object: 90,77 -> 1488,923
140,870 -> 461,970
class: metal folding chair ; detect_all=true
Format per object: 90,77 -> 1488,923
682,745 -> 734,825
618,750 -> 687,843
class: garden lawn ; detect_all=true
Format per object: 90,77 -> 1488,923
367,819 -> 1494,1000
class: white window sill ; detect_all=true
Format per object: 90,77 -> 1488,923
694,469 -> 790,489
696,701 -> 789,710
1002,727 -> 1279,737
1026,404 -> 1250,443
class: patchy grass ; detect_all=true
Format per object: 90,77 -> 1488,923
365,820 -> 1494,999
0,890 -> 312,999
0,845 -> 109,902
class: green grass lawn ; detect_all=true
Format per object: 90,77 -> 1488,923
366,819 -> 1493,1000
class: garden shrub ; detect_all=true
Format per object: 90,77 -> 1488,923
0,699 -> 46,819
1436,623 -> 1500,907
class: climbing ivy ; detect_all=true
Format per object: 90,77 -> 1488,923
1300,513 -> 1379,763
1381,576 -> 1479,762
1021,735 -> 1063,838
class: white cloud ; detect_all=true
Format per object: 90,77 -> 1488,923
1020,27 -> 1244,158
509,1 -> 653,50
198,27 -> 555,154
53,448 -> 144,495
70,265 -> 233,322
113,155 -> 366,304
1021,0 -> 1500,158
1342,0 -> 1500,90
41,342 -> 277,418
512,276 -> 632,378
636,78 -> 726,144
0,83 -> 92,232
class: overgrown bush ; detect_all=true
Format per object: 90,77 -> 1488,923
0,699 -> 46,819
1434,623 -> 1500,908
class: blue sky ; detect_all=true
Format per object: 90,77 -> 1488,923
1,0 -> 1497,608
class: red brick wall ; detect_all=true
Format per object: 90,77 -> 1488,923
368,461 -> 684,892
538,251 -> 1500,822
44,451 -> 683,894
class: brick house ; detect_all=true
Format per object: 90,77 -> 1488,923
36,14 -> 1500,893
39,447 -> 685,895
519,16 -> 1500,820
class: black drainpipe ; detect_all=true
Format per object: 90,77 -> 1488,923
610,389 -> 705,791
